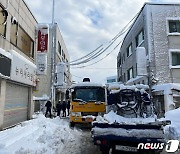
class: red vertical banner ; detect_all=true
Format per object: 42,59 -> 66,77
37,27 -> 48,52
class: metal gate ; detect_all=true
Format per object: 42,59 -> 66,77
3,82 -> 29,128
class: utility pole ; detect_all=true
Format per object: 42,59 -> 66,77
50,0 -> 56,106
147,60 -> 152,99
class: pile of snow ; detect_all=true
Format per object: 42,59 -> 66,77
0,114 -> 81,154
93,111 -> 164,139
96,110 -> 156,125
163,108 -> 180,141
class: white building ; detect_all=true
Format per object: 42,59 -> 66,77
117,2 -> 180,85
34,23 -> 71,106
117,2 -> 180,114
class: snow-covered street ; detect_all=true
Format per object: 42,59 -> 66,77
0,114 -> 100,154
0,108 -> 180,154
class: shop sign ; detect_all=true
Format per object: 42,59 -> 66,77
37,26 -> 49,52
37,53 -> 47,75
10,50 -> 37,86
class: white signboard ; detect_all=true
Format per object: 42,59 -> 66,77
56,62 -> 65,86
10,50 -> 37,86
37,53 -> 47,75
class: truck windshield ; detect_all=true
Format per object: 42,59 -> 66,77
72,87 -> 105,102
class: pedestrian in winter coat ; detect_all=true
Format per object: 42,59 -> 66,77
66,100 -> 70,116
142,92 -> 151,105
135,89 -> 142,104
56,100 -> 62,117
62,100 -> 67,117
45,100 -> 52,118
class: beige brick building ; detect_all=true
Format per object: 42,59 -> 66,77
0,0 -> 37,129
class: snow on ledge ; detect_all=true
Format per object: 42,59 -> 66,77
33,94 -> 49,101
152,83 -> 180,94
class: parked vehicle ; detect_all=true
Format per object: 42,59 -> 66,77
91,87 -> 170,154
67,78 -> 107,127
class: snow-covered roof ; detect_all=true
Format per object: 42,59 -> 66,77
152,83 -> 180,94
70,82 -> 103,89
145,1 -> 180,6
126,76 -> 145,85
135,84 -> 149,90
107,83 -> 149,92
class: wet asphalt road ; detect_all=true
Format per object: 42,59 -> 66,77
62,125 -> 102,154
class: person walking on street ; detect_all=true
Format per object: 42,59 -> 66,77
56,100 -> 62,117
62,100 -> 66,117
67,100 -> 70,116
45,100 -> 52,118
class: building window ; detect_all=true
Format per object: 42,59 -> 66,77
127,67 -> 133,80
169,21 -> 180,33
136,30 -> 144,47
122,53 -> 125,64
127,44 -> 132,57
0,6 -> 7,37
172,52 -> 180,66
10,22 -> 34,58
58,42 -> 61,55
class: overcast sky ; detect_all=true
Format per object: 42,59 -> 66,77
24,0 -> 177,84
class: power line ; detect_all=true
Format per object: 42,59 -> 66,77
69,44 -> 103,63
71,64 -> 179,69
69,11 -> 140,66
72,39 -> 123,68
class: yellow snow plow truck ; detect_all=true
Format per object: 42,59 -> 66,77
67,78 -> 107,127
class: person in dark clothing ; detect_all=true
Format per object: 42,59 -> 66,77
56,100 -> 62,117
45,100 -> 52,118
135,89 -> 142,104
66,100 -> 70,116
142,92 -> 151,105
62,100 -> 66,117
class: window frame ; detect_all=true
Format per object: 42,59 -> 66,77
0,5 -> 7,37
169,49 -> 180,68
127,67 -> 134,80
127,43 -> 132,57
58,41 -> 61,55
10,22 -> 34,58
136,29 -> 144,47
167,18 -> 180,36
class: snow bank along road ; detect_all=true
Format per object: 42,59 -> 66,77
0,114 -> 101,154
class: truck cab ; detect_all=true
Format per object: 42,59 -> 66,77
68,79 -> 107,127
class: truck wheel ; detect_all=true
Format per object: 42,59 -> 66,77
70,122 -> 75,127
100,146 -> 110,154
